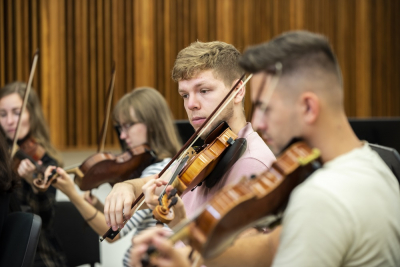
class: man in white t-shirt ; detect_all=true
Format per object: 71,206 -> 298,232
129,31 -> 400,267
237,30 -> 400,267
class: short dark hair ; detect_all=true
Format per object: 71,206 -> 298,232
239,31 -> 342,85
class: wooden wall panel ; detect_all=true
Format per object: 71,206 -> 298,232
0,0 -> 399,149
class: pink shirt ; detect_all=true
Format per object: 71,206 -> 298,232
181,122 -> 276,218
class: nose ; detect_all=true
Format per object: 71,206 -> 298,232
6,113 -> 15,125
251,108 -> 267,132
186,94 -> 200,111
120,130 -> 127,140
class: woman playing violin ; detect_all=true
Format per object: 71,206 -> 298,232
0,81 -> 67,267
46,87 -> 181,267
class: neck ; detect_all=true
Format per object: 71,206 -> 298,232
308,112 -> 362,163
227,109 -> 247,135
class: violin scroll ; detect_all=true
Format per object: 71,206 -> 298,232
152,188 -> 179,224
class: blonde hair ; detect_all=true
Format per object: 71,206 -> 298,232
172,41 -> 243,86
113,87 -> 181,160
0,81 -> 63,166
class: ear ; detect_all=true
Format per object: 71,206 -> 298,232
300,92 -> 320,124
232,79 -> 245,104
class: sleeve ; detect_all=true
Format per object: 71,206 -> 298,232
272,184 -> 352,267
140,159 -> 169,178
119,209 -> 153,237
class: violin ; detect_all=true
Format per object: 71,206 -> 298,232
13,137 -> 48,175
143,141 -> 322,264
33,144 -> 157,192
152,121 -> 240,224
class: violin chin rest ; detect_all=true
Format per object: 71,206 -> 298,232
204,138 -> 247,189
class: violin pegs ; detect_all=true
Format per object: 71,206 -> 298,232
167,188 -> 178,199
168,197 -> 178,209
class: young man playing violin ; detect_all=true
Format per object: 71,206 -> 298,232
130,31 -> 400,267
104,41 -> 275,235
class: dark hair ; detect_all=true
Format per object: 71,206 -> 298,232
239,31 -> 342,85
0,135 -> 19,192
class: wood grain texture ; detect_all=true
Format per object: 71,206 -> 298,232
0,0 -> 399,149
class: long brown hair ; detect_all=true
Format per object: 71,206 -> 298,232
0,134 -> 19,192
113,87 -> 181,160
0,81 -> 63,166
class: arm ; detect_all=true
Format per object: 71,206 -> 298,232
204,226 -> 281,267
17,159 -> 40,194
45,166 -> 122,242
83,191 -> 104,211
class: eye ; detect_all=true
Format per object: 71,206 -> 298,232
180,93 -> 189,99
200,89 -> 209,94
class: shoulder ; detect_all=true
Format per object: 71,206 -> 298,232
140,158 -> 171,178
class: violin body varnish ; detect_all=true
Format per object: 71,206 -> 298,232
179,128 -> 238,192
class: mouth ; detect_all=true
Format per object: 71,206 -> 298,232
191,117 -> 207,127
125,140 -> 131,147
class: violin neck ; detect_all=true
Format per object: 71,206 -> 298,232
170,221 -> 191,243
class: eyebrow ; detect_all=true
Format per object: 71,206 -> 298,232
178,81 -> 215,93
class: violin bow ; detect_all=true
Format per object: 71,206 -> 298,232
98,62 -> 116,153
251,62 -> 283,120
11,49 -> 39,158
100,73 -> 252,241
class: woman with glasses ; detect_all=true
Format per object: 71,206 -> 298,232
45,87 -> 181,267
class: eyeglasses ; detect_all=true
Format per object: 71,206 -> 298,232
115,122 -> 139,133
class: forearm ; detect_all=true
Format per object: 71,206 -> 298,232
69,193 -> 120,242
204,226 -> 281,267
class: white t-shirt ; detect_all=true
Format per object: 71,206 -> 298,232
273,143 -> 400,267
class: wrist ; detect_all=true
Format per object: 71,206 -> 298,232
68,191 -> 82,204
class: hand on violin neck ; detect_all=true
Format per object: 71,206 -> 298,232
165,185 -> 186,228
142,177 -> 168,210
45,166 -> 78,199
131,227 -> 191,267
17,158 -> 37,185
